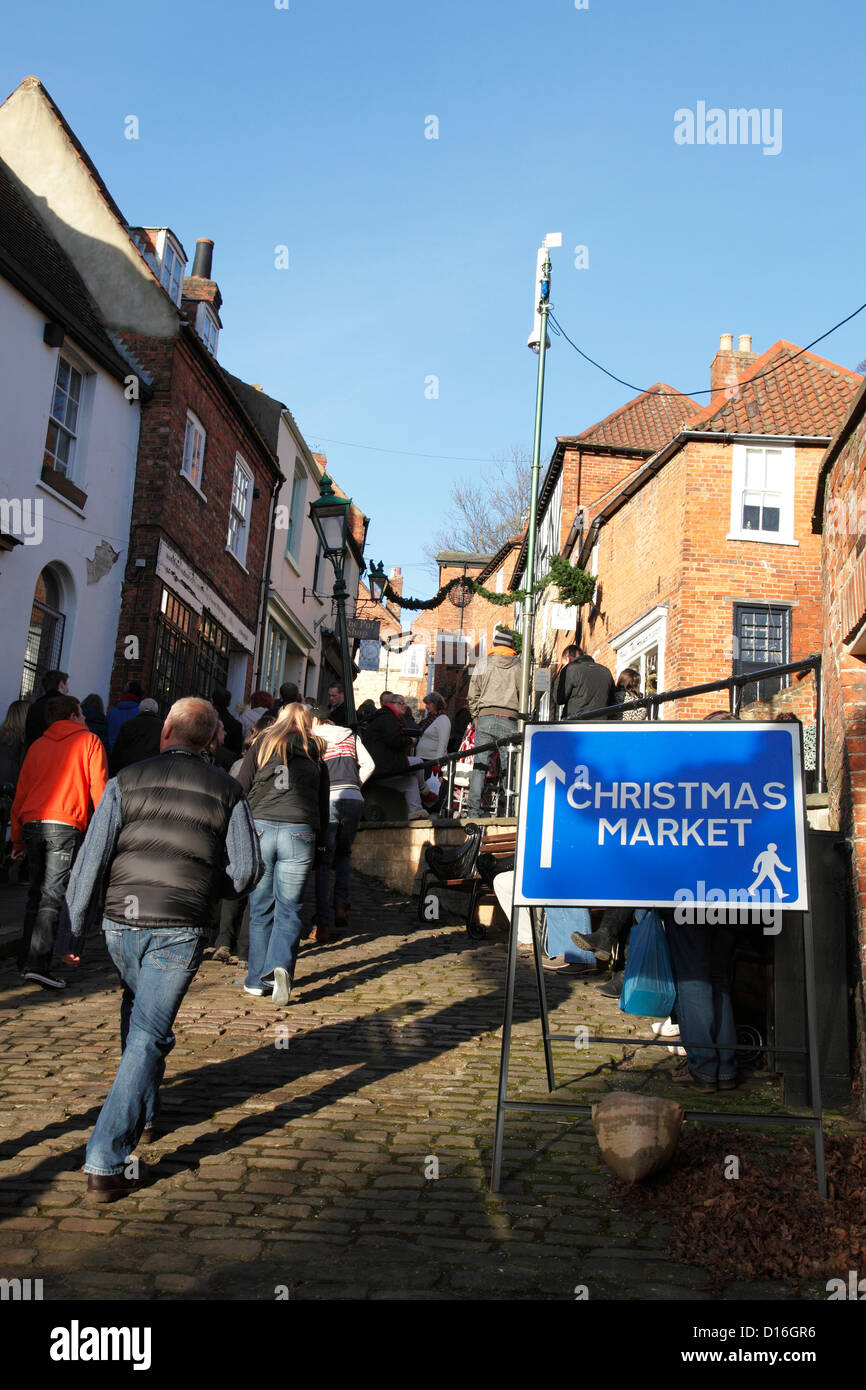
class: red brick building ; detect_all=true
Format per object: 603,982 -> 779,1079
113,242 -> 282,709
410,543 -> 520,719
564,336 -> 860,721
813,375 -> 866,1099
509,383 -> 700,714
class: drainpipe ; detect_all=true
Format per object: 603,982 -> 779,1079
252,471 -> 281,690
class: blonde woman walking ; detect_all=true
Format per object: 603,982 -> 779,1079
235,703 -> 329,1004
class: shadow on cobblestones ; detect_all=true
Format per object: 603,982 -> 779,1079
0,873 -> 820,1300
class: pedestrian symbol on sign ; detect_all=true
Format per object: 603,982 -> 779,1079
749,843 -> 791,899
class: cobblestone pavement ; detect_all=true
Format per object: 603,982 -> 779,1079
0,873 -> 833,1302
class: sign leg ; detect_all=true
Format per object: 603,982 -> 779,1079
530,906 -> 556,1092
490,902 -> 521,1193
801,908 -> 828,1198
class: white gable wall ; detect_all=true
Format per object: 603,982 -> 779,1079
0,80 -> 177,337
0,276 -> 140,713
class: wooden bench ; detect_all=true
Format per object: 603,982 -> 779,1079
417,824 -> 516,939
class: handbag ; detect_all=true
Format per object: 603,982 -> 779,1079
618,908 -> 677,1018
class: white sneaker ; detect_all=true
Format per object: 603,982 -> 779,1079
243,984 -> 271,997
652,1017 -> 680,1038
271,967 -> 291,1007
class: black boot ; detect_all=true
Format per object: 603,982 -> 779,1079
595,970 -> 625,999
570,925 -> 613,960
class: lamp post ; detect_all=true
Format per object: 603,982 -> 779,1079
309,473 -> 356,725
519,232 -> 561,726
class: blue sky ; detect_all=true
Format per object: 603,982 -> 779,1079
3,0 -> 864,593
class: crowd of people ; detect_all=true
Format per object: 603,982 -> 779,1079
0,637 -> 797,1193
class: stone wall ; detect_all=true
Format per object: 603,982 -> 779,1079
352,818 -> 517,925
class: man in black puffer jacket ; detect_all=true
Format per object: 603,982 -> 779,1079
61,697 -> 263,1203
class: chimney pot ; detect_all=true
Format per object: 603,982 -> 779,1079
738,334 -> 752,353
191,238 -> 214,279
719,333 -> 733,351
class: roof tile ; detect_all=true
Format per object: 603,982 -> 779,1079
687,340 -> 861,436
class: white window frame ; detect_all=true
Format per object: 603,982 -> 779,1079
284,465 -> 306,561
196,302 -> 219,357
610,605 -> 667,695
160,234 -> 186,305
43,352 -> 87,482
312,538 -> 326,596
728,443 -> 797,545
180,411 -> 207,495
495,565 -> 505,594
227,454 -> 253,566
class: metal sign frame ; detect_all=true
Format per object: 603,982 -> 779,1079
490,723 -> 827,1198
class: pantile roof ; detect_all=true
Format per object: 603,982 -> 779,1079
563,382 -> 701,452
687,340 -> 861,437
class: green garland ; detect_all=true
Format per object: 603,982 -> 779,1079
380,575 -> 472,611
537,555 -> 597,608
471,581 -> 529,606
380,557 -> 595,613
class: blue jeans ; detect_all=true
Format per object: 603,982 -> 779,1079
84,922 -> 205,1174
315,798 -> 362,926
245,821 -> 316,990
664,918 -> 737,1083
19,822 -> 82,973
544,907 -> 597,965
467,715 -> 517,817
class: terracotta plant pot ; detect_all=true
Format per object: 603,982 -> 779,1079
592,1092 -> 684,1184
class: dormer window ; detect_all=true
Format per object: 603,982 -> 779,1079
161,235 -> 185,305
196,303 -> 219,357
128,228 -> 187,304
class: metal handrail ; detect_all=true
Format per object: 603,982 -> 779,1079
426,653 -> 823,813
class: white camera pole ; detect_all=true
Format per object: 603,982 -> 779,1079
518,233 -> 561,728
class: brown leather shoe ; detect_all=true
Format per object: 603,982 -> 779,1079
313,922 -> 330,944
85,1161 -> 149,1203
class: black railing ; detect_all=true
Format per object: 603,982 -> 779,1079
426,654 -> 823,816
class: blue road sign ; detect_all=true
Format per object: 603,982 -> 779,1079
514,723 -> 808,909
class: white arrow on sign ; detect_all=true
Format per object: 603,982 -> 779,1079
535,759 -> 566,868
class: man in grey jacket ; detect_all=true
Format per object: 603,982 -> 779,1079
466,629 -> 521,817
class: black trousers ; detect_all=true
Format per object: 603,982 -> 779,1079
214,896 -> 249,954
19,822 -> 82,973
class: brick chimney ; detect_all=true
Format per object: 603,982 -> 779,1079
710,332 -> 758,405
388,566 -> 403,597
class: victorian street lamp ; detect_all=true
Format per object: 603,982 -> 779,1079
367,559 -> 388,605
309,473 -> 356,724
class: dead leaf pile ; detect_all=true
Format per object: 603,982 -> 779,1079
610,1127 -> 866,1285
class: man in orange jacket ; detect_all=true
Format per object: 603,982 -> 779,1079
11,694 -> 107,989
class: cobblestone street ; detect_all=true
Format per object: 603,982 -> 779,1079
0,873 -> 833,1302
